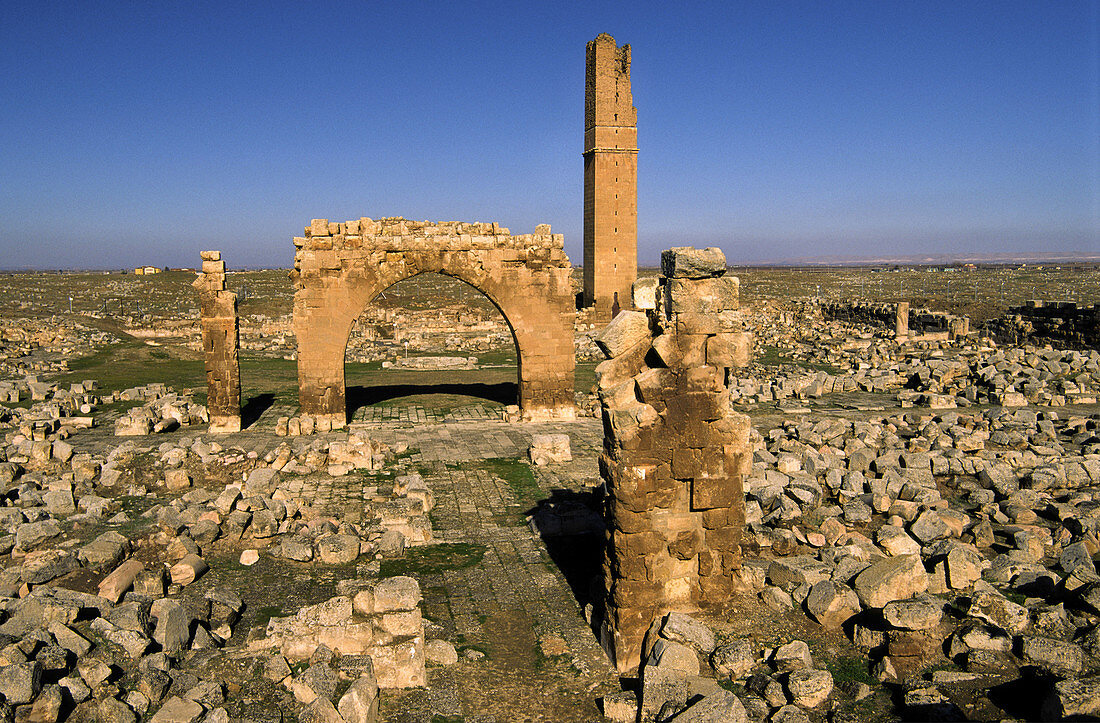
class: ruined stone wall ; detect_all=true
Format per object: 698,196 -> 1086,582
583,33 -> 638,321
818,301 -> 969,340
984,301 -> 1100,349
292,218 -> 575,427
192,251 -> 241,433
596,247 -> 751,672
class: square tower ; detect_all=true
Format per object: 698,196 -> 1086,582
583,33 -> 638,322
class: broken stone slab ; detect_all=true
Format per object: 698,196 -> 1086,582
151,598 -> 191,656
882,594 -> 944,630
710,639 -> 755,680
1043,674 -> 1100,720
639,666 -> 689,723
595,310 -> 651,358
528,433 -> 572,466
148,696 -> 204,723
646,639 -> 700,676
337,667 -> 380,723
424,639 -> 458,666
965,588 -> 1029,634
773,640 -> 813,673
602,690 -> 639,723
661,247 -> 727,279
1021,636 -> 1085,677
767,556 -> 831,592
853,554 -> 929,609
0,660 -> 42,705
786,668 -> 833,708
659,612 -> 716,655
804,580 -> 861,628
667,689 -> 747,722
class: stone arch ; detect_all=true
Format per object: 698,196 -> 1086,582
340,269 -> 523,410
292,218 -> 575,426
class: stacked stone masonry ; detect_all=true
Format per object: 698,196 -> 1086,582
292,218 -> 576,427
192,251 -> 241,433
595,246 -> 751,672
583,33 -> 638,322
984,300 -> 1100,349
818,300 -> 970,340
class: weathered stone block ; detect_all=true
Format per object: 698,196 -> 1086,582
661,247 -> 727,279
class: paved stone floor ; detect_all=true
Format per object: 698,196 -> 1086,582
351,402 -> 501,425
368,417 -> 616,722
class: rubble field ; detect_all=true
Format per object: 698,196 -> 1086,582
0,264 -> 1097,722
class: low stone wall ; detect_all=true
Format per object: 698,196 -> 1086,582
817,301 -> 969,340
984,300 -> 1100,349
258,576 -> 426,689
596,247 -> 751,672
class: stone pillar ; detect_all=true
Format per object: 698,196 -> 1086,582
895,301 -> 910,339
193,251 -> 241,433
595,247 -> 751,673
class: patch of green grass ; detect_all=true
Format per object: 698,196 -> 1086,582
393,446 -> 420,461
921,660 -> 961,677
379,542 -> 486,577
477,457 -> 542,505
253,605 -> 285,629
827,655 -> 876,686
758,345 -> 793,367
718,680 -> 747,695
56,337 -> 205,393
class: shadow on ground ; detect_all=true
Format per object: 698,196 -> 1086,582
241,393 -> 275,429
535,489 -> 607,612
345,381 -> 518,416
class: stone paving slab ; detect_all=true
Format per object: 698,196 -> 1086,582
370,417 -> 615,720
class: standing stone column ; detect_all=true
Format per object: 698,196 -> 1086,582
595,247 -> 751,673
895,301 -> 910,339
192,251 -> 241,433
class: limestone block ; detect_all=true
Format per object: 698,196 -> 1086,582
633,277 -> 659,310
661,247 -> 727,279
691,472 -> 741,510
595,310 -> 651,358
667,277 -> 739,315
200,250 -> 221,261
707,332 -> 753,368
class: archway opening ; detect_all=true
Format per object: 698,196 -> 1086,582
342,272 -> 520,422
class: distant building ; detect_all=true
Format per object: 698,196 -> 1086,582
133,266 -> 162,276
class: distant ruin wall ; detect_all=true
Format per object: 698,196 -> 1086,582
192,251 -> 241,433
596,247 -> 751,672
292,218 -> 576,426
817,301 -> 969,340
983,301 -> 1100,349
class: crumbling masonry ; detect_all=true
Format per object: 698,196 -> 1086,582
595,247 -> 751,672
193,251 -> 242,433
293,218 -> 576,427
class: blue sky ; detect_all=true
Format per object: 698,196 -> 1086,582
1,0 -> 1097,269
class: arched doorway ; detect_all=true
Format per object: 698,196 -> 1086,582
292,217 -> 575,427
342,272 -> 521,421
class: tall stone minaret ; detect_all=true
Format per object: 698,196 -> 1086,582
583,33 -> 638,322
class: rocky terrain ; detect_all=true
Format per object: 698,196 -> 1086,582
0,264 -> 1096,721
